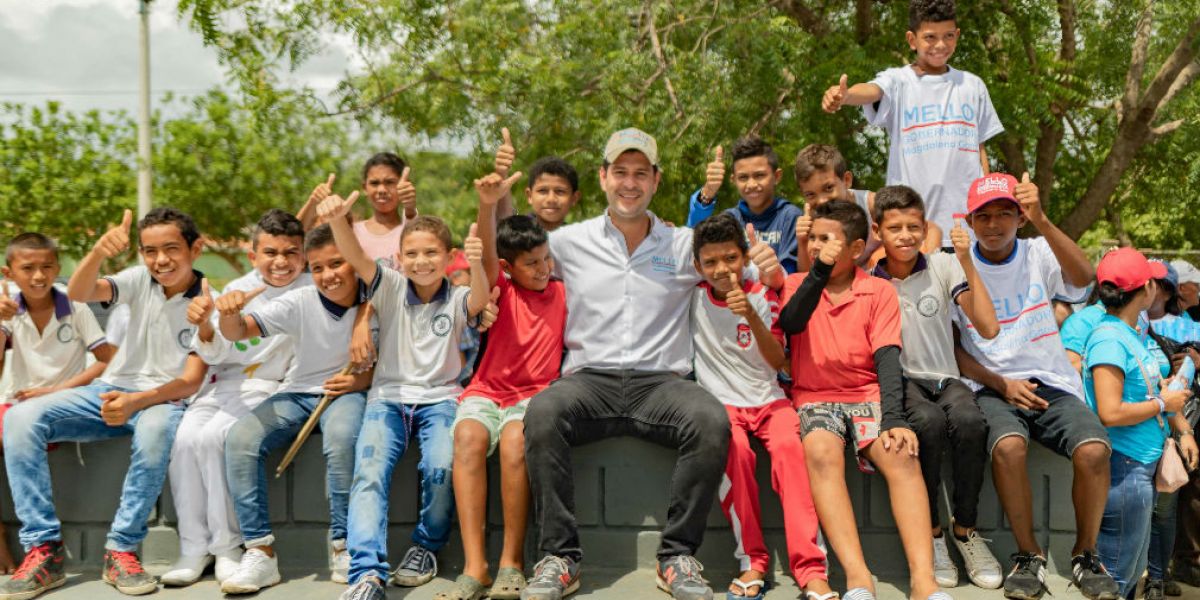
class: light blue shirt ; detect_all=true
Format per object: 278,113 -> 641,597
1083,314 -> 1169,464
1063,303 -> 1166,376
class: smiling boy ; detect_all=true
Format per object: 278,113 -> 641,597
822,0 -> 1003,246
2,208 -> 212,599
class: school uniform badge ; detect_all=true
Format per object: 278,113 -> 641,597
432,314 -> 452,337
917,294 -> 940,317
55,323 -> 75,344
736,323 -> 752,348
177,328 -> 195,349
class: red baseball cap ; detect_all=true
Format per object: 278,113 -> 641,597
967,173 -> 1021,214
1096,247 -> 1167,292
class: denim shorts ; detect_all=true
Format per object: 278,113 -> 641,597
977,383 -> 1110,458
798,401 -> 881,473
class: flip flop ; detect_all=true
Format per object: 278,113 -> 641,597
805,592 -> 840,600
727,578 -> 766,600
489,567 -> 525,600
433,574 -> 489,600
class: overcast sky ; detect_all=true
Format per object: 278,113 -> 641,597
0,0 -> 350,115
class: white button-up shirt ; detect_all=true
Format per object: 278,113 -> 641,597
550,212 -> 701,375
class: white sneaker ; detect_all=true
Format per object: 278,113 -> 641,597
933,534 -> 959,588
330,539 -> 350,584
950,526 -> 1003,589
160,554 -> 213,587
219,547 -> 282,594
215,548 -> 244,584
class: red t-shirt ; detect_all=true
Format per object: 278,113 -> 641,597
783,267 -> 901,406
461,275 -> 567,408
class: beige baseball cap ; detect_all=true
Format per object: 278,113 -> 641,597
1171,260 -> 1200,285
604,128 -> 658,166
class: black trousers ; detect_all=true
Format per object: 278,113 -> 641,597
904,377 -> 988,528
524,368 -> 731,563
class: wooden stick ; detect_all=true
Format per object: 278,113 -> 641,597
275,365 -> 353,478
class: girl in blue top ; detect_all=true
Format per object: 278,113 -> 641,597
1083,248 -> 1198,599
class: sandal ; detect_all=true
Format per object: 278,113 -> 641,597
805,591 -> 840,600
433,574 -> 489,600
727,577 -> 767,600
489,567 -> 525,600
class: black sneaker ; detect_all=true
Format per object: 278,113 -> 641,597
389,545 -> 437,587
0,542 -> 66,600
522,555 -> 581,600
1071,551 -> 1120,600
1163,579 -> 1182,597
102,550 -> 158,596
1003,552 -> 1048,600
1144,579 -> 1165,600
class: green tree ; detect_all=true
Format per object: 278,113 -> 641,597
177,0 -> 1200,243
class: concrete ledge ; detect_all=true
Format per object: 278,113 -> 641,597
0,435 -> 1081,578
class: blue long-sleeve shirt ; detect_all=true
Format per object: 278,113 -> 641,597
686,189 -> 804,274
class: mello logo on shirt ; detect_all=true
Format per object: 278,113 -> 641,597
651,255 -> 678,273
966,283 -> 1057,352
900,102 -> 979,156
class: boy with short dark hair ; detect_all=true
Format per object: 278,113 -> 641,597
2,208 -> 212,599
869,186 -> 1002,589
793,144 -> 943,271
821,0 -> 1004,247
951,173 -> 1117,600
445,170 -> 568,600
690,213 -> 831,600
779,200 -> 948,600
161,209 -> 312,587
318,192 -> 491,600
219,223 -> 372,595
686,135 -> 804,274
0,233 -> 115,574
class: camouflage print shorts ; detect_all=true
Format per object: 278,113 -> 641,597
797,401 -> 881,473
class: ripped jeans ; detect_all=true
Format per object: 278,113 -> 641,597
347,399 -> 456,583
1097,450 -> 1157,600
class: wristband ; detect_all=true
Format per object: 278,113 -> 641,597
1154,396 -> 1166,413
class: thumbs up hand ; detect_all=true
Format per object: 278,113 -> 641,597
725,272 -> 752,318
700,146 -> 725,201
215,285 -> 266,318
187,278 -> 215,326
397,167 -> 416,215
950,217 -> 971,259
822,74 -> 849,113
318,191 -> 361,223
1014,171 -> 1043,223
817,236 -> 844,267
0,280 -> 18,321
495,127 -> 516,177
94,209 -> 133,259
746,223 -> 782,281
476,286 -> 501,333
796,202 -> 813,242
308,173 -> 337,208
464,223 -> 483,264
475,171 -> 524,206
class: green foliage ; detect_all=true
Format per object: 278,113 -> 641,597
174,0 -> 1200,244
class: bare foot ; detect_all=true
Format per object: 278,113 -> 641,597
804,578 -> 834,598
0,543 -> 16,575
729,569 -> 765,598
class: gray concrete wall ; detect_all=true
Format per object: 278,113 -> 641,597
0,435 -> 1083,578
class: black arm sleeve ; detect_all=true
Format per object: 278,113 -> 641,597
779,259 -> 833,335
874,345 -> 908,431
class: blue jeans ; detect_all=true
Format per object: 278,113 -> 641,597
3,383 -> 184,551
348,399 -> 456,583
225,391 -> 366,546
1149,489 -> 1179,580
1098,450 -> 1157,600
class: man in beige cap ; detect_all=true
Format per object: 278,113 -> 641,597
521,128 -> 784,600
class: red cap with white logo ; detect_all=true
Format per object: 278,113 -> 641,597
967,173 -> 1021,214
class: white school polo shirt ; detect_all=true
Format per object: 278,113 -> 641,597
953,237 -> 1088,398
365,268 -> 470,404
99,266 -> 211,391
549,212 -> 702,376
0,287 -> 107,403
249,284 -> 364,395
195,270 -> 312,395
690,281 -> 787,408
872,252 -> 969,381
